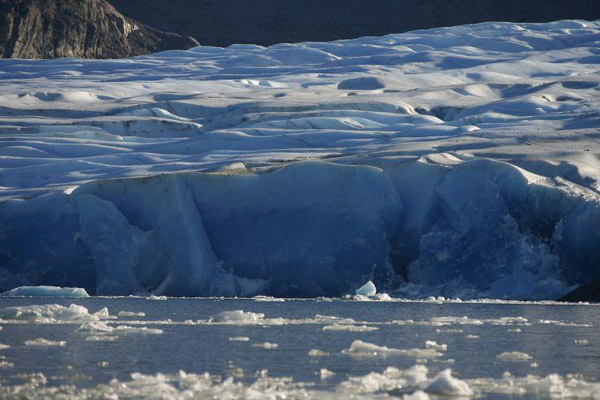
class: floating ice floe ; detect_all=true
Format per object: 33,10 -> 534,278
496,351 -> 533,362
0,304 -> 109,324
320,368 -> 335,380
205,310 -> 362,326
342,340 -> 443,358
430,316 -> 484,326
113,326 -> 163,335
323,324 -> 378,332
1,286 -> 89,298
308,349 -> 329,357
0,360 -> 13,369
251,342 -> 278,349
436,329 -> 463,334
425,369 -> 473,396
209,310 -> 266,324
538,320 -> 592,327
252,296 -> 285,302
425,341 -> 447,351
229,337 -> 250,342
24,338 -> 66,347
86,335 -> 119,342
117,311 -> 146,317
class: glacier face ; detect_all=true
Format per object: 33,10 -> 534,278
1,20 -> 600,298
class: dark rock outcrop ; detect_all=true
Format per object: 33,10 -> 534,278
0,0 -> 199,59
107,0 -> 600,47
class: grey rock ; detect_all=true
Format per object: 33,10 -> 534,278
0,0 -> 199,59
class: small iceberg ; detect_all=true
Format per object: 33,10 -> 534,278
1,286 -> 89,298
355,281 -> 376,296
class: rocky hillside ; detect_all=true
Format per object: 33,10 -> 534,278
109,0 -> 600,47
0,0 -> 198,59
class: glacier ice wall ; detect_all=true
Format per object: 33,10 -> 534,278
1,20 -> 600,298
1,163 -> 401,297
2,158 -> 599,298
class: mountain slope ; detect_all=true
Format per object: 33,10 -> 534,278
108,0 -> 600,47
0,0 -> 198,59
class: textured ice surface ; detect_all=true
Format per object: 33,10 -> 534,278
1,20 -> 600,299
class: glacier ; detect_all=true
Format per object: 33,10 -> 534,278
1,20 -> 600,299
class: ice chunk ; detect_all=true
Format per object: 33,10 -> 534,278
251,342 -> 278,349
320,368 -> 335,379
403,391 -> 430,400
308,349 -> 329,357
24,338 -> 66,347
229,337 -> 250,342
113,326 -> 163,335
208,310 -> 265,323
342,340 -> 443,358
0,304 -> 107,324
425,369 -> 472,396
86,335 -> 119,342
1,286 -> 89,298
78,320 -> 113,333
323,324 -> 378,332
147,295 -> 167,300
337,365 -> 429,394
436,329 -> 463,334
253,296 -> 285,302
430,316 -> 483,325
117,311 -> 146,317
355,281 -> 376,296
425,341 -> 447,351
496,351 -> 533,362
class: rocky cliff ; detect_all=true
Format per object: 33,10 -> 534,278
0,0 -> 198,59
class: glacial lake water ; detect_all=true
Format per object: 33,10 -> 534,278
0,297 -> 599,398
